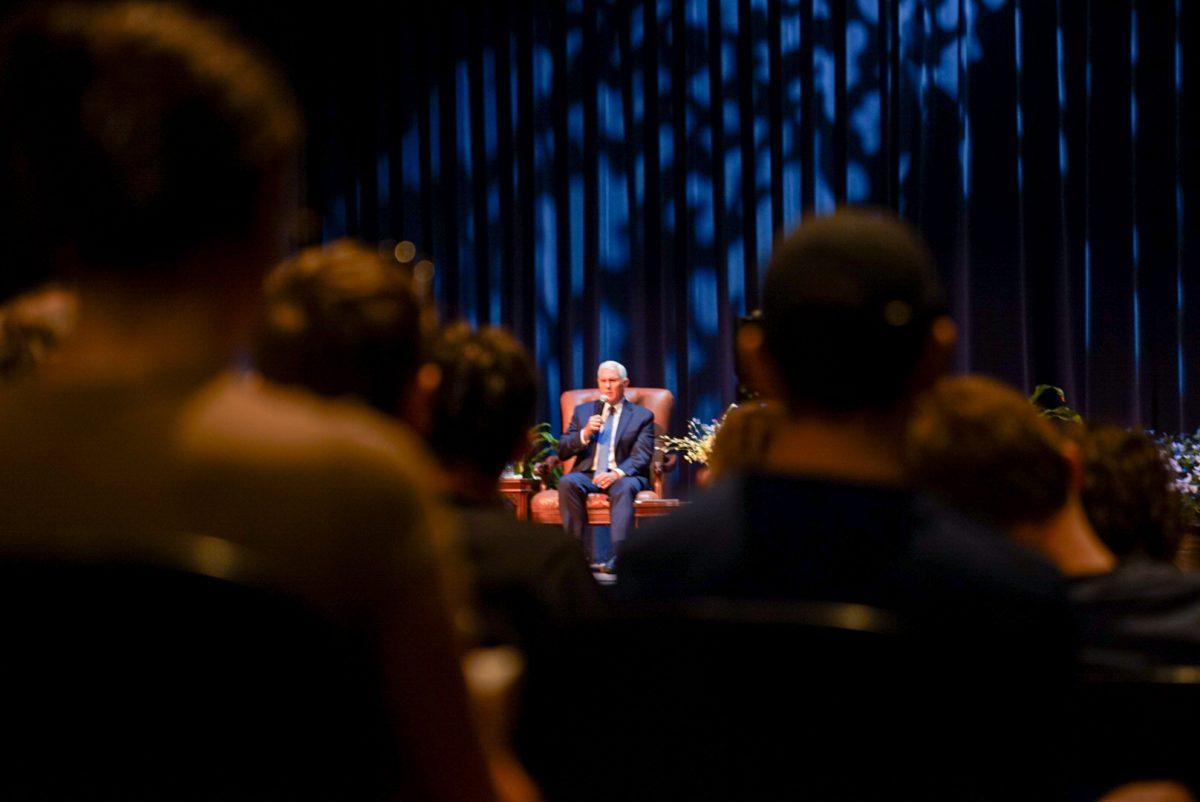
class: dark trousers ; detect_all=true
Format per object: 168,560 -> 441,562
558,472 -> 643,562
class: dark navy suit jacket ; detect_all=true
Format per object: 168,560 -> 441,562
558,398 -> 655,487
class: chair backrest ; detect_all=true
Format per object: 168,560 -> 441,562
520,599 -> 916,801
558,388 -> 674,489
0,538 -> 397,799
520,598 -> 1067,801
1072,667 -> 1200,794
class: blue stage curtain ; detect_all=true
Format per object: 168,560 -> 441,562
303,0 -> 1200,438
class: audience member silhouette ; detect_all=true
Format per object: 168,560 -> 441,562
423,323 -> 604,797
256,239 -> 426,417
704,399 -> 787,479
907,376 -> 1118,577
258,245 -> 605,800
616,208 -> 1073,799
907,376 -> 1200,670
1072,422 -> 1185,565
424,322 -> 602,644
907,375 -> 1200,795
258,253 -> 602,650
0,5 -> 494,800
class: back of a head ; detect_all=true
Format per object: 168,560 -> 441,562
256,240 -> 423,415
1072,422 -> 1182,563
906,375 -> 1071,529
427,323 -> 538,479
0,2 -> 300,292
762,208 -> 945,413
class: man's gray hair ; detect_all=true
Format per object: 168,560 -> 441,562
597,360 -> 628,380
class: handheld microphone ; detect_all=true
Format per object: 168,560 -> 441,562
591,401 -> 612,446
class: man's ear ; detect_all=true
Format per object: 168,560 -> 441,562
908,315 -> 957,396
737,323 -> 786,403
1061,438 -> 1085,495
399,362 -> 442,438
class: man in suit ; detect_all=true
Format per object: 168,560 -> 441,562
557,360 -> 655,572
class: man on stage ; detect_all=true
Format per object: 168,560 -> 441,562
557,361 -> 655,573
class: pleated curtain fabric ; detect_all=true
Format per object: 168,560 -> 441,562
299,0 -> 1200,442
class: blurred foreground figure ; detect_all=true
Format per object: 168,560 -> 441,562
256,239 -> 426,418
423,323 -> 602,648
0,5 -> 494,800
424,323 -> 602,799
613,209 -> 1072,800
259,245 -> 602,799
704,399 -> 787,479
908,376 -> 1200,795
908,377 -> 1200,668
1073,422 -> 1185,565
258,261 -> 603,649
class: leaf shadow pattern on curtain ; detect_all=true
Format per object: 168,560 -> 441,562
305,0 -> 1200,453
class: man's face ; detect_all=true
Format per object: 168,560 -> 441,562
597,366 -> 628,406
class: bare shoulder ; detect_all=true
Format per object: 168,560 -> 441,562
176,373 -> 436,482
171,373 -> 449,581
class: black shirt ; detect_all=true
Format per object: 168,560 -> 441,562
616,472 -> 1074,800
1070,558 -> 1200,671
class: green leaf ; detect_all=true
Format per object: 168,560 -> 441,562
1029,384 -> 1067,406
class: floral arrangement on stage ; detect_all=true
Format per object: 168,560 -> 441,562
661,405 -> 736,466
1155,431 -> 1200,524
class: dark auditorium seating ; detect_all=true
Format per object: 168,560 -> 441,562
1073,664 -> 1200,797
0,537 -> 398,800
518,598 -> 1051,801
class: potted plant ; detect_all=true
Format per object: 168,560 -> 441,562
1029,384 -> 1082,424
508,422 -> 563,489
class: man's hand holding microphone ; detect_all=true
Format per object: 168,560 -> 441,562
584,405 -> 619,489
582,411 -> 605,443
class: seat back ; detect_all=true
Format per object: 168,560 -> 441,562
1072,666 -> 1200,794
0,539 -> 397,799
521,599 -> 918,801
559,387 -> 674,492
521,598 -> 1066,801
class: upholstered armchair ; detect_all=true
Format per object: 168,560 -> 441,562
530,387 -> 677,526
